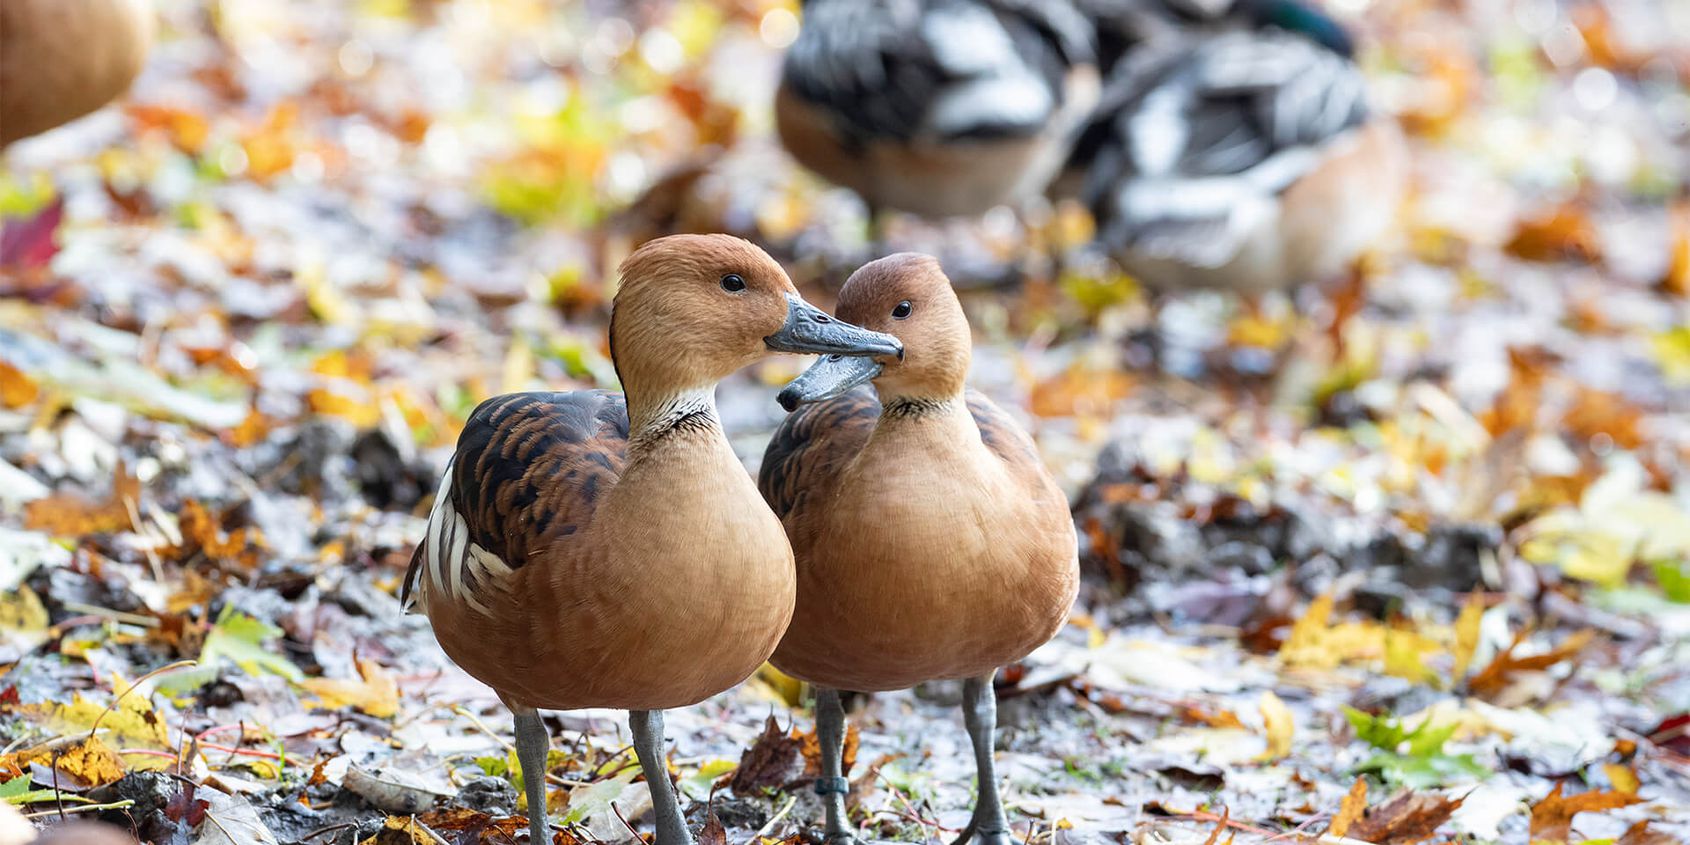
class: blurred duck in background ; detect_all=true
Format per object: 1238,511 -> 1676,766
776,0 -> 1099,238
0,0 -> 155,147
1060,0 -> 1406,293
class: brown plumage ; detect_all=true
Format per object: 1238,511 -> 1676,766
403,234 -> 902,845
759,253 -> 1077,843
1,0 -> 154,147
761,255 -> 1076,691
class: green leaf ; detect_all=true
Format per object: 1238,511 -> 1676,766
199,607 -> 303,682
1654,558 -> 1690,604
1354,750 -> 1489,789
475,756 -> 509,779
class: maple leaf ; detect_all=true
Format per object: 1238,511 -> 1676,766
301,658 -> 399,718
1528,782 -> 1643,843
23,462 -> 140,537
1257,690 -> 1294,762
1347,790 -> 1463,845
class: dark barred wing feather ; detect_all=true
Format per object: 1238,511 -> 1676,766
402,391 -> 629,615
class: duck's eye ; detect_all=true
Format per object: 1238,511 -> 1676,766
892,300 -> 913,320
720,274 -> 746,292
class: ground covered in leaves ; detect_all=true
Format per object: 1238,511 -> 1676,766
1,0 -> 1688,844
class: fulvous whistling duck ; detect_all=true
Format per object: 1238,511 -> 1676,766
1061,3 -> 1406,292
403,235 -> 903,845
759,254 -> 1078,845
1,0 -> 154,147
775,0 -> 1100,228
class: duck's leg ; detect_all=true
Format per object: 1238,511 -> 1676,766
955,673 -> 1013,845
630,709 -> 694,845
814,687 -> 857,845
513,707 -> 553,844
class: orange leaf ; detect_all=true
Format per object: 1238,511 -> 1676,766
1329,777 -> 1368,838
1468,629 -> 1595,700
1528,782 -> 1643,843
1505,202 -> 1603,264
1563,386 -> 1643,449
1616,820 -> 1678,845
1661,201 -> 1689,297
1348,790 -> 1463,845
0,360 -> 39,409
24,462 -> 139,536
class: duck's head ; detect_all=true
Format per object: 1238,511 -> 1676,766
778,253 -> 966,411
611,235 -> 902,400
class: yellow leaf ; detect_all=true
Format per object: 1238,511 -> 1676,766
0,585 -> 50,656
0,735 -> 125,787
1452,593 -> 1485,679
1603,763 -> 1639,795
24,674 -> 172,748
302,658 -> 400,718
1257,690 -> 1293,761
1384,627 -> 1438,685
1329,777 -> 1368,838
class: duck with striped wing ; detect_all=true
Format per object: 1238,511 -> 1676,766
403,234 -> 902,845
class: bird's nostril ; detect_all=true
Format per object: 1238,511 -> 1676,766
815,314 -> 831,323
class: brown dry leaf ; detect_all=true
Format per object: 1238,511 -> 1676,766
416,807 -> 527,840
730,715 -> 801,794
0,360 -> 39,408
798,721 -> 859,780
1199,807 -> 1229,845
697,813 -> 728,845
1616,820 -> 1678,845
1528,782 -> 1643,843
24,462 -> 139,536
1505,202 -> 1603,264
1467,629 -> 1595,699
301,658 -> 400,718
1563,386 -> 1644,450
177,500 -> 265,569
1348,790 -> 1463,845
1329,777 -> 1368,838
1480,347 -> 1554,437
0,735 -> 126,788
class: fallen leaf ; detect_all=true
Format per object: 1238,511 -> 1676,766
1348,790 -> 1463,845
302,658 -> 400,718
1257,690 -> 1293,762
1528,782 -> 1642,843
1451,593 -> 1486,680
196,786 -> 279,844
1602,763 -> 1639,795
1616,820 -> 1679,845
23,674 -> 171,748
23,462 -> 139,537
1505,202 -> 1602,264
798,721 -> 859,781
1329,777 -> 1367,838
0,736 -> 124,789
0,197 -> 63,270
199,607 -> 303,682
731,715 -> 801,794
1662,201 -> 1690,297
1467,630 -> 1595,700
0,361 -> 38,409
0,585 -> 49,660
697,812 -> 727,845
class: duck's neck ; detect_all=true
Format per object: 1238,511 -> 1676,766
626,385 -> 722,454
880,393 -> 964,421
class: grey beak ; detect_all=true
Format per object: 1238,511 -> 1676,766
765,294 -> 903,358
777,353 -> 883,412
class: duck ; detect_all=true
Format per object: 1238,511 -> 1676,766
402,234 -> 903,845
776,0 -> 1100,231
1060,1 -> 1406,293
1,0 -> 154,147
758,254 -> 1077,845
